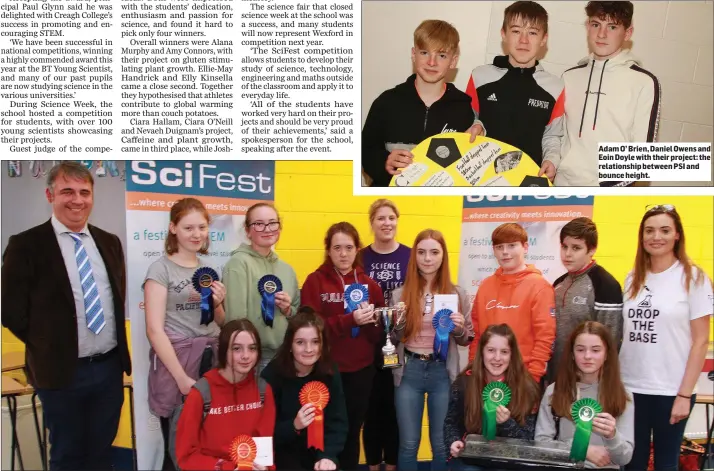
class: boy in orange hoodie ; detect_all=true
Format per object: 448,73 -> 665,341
468,223 -> 556,383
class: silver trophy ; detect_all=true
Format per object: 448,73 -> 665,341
461,435 -> 583,470
380,302 -> 406,369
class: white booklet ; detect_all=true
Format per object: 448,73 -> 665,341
253,437 -> 273,467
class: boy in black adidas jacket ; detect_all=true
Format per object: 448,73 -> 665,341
362,19 -> 482,187
465,1 -> 564,180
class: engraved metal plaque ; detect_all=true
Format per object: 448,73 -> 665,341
461,434 -> 584,470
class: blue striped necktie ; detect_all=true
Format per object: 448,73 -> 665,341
68,232 -> 106,335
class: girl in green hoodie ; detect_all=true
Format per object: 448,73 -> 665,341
222,203 -> 301,388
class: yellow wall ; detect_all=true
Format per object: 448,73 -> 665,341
2,160 -> 712,454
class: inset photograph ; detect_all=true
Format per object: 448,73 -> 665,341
361,1 -> 713,189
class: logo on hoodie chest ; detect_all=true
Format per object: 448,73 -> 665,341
527,98 -> 550,110
209,401 -> 263,415
440,123 -> 458,134
486,300 -> 520,310
321,292 -> 345,303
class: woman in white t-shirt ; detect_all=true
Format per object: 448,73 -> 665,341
619,205 -> 712,471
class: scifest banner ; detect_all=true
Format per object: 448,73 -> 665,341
457,195 -> 595,305
126,160 -> 276,470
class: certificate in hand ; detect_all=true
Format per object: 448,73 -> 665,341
253,437 -> 273,467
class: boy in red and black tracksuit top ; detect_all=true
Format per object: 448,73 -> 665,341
175,369 -> 276,470
465,1 -> 564,178
301,261 -> 384,470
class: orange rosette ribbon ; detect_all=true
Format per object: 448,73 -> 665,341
230,434 -> 257,470
299,381 -> 330,451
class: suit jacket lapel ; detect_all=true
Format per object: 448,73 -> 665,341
40,220 -> 75,308
89,225 -> 121,300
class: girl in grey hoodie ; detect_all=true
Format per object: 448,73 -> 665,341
535,321 -> 634,469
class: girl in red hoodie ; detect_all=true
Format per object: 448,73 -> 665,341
175,319 -> 276,470
301,221 -> 385,470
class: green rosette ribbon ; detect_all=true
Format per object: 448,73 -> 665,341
481,381 -> 511,440
569,398 -> 603,461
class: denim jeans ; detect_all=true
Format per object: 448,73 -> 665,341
626,393 -> 696,471
395,356 -> 450,471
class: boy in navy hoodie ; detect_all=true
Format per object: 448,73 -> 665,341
362,19 -> 483,187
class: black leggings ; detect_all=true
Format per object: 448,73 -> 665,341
160,416 -> 177,471
363,366 -> 399,466
338,365 -> 376,470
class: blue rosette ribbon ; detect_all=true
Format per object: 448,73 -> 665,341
257,275 -> 282,327
344,283 -> 369,338
191,267 -> 219,325
431,309 -> 455,362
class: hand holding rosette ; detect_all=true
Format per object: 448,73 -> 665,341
294,403 -> 316,430
481,381 -> 511,440
431,309 -> 455,362
273,290 -> 292,317
569,398 -> 603,462
230,435 -> 257,470
344,283 -> 369,337
257,275 -> 282,327
299,381 -> 330,451
192,267 -> 219,325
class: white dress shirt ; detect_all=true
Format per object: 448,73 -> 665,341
51,214 -> 117,357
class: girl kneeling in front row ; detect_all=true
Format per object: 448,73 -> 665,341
175,319 -> 276,470
261,307 -> 349,471
535,321 -> 634,469
445,323 -> 541,470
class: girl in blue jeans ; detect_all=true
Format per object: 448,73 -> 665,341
389,229 -> 475,471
